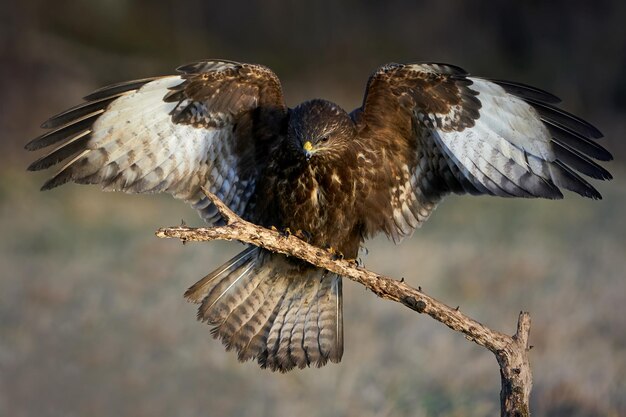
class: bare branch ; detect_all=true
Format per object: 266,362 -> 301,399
156,189 -> 533,416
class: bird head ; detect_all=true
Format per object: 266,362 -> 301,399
288,99 -> 356,163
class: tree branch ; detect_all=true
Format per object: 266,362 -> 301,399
156,188 -> 532,417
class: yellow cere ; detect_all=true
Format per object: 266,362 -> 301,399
303,141 -> 313,152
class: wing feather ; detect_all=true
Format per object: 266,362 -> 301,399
27,61 -> 287,223
552,141 -> 612,180
83,77 -> 162,101
545,120 -> 613,161
40,96 -> 121,130
488,79 -> 561,104
356,62 -> 612,240
26,112 -> 102,151
523,97 -> 603,139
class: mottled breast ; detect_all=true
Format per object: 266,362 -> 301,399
268,159 -> 361,256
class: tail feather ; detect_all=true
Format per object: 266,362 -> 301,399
232,274 -> 284,356
318,274 -> 343,363
287,279 -> 317,368
241,293 -> 284,363
269,278 -> 309,371
302,287 -> 322,365
184,247 -> 255,303
197,256 -> 258,324
219,266 -> 274,350
185,247 -> 344,372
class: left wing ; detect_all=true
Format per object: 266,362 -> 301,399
354,63 -> 612,241
26,60 -> 287,224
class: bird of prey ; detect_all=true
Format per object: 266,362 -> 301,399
26,60 -> 612,372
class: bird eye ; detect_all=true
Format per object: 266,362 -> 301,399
320,136 -> 330,143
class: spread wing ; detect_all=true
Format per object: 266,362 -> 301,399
355,62 -> 612,242
26,60 -> 287,224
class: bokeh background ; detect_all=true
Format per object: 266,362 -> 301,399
1,1 -> 625,416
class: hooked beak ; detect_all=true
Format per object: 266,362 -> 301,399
303,141 -> 313,161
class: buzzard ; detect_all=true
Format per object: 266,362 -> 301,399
26,60 -> 612,372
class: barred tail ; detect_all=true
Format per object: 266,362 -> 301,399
184,247 -> 343,372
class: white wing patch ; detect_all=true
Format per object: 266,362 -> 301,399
33,76 -> 257,223
430,78 -> 563,198
470,79 -> 553,160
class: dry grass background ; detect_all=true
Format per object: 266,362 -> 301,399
1,1 -> 625,416
2,173 -> 624,417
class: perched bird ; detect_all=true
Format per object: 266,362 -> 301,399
26,60 -> 612,372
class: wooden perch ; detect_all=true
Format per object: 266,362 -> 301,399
156,188 -> 532,417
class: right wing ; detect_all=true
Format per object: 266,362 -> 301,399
354,63 -> 612,242
26,60 -> 287,224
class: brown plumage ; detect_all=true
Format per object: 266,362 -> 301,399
27,60 -> 612,372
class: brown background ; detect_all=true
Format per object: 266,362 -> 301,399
1,1 -> 625,416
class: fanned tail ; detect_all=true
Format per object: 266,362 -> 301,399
185,247 -> 343,372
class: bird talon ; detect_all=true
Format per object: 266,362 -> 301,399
325,246 -> 344,260
294,229 -> 312,242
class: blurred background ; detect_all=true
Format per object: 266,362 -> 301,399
1,1 -> 625,416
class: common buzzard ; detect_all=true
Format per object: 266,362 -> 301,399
26,60 -> 612,372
